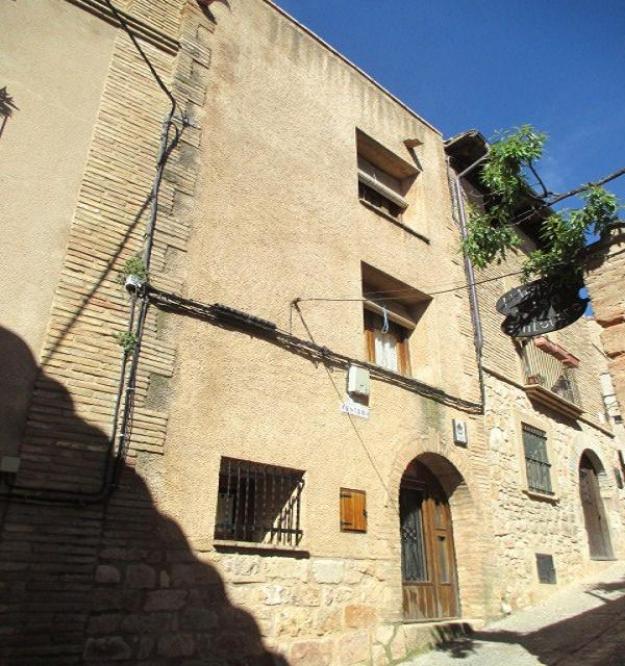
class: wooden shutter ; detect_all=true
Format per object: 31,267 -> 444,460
398,337 -> 411,376
340,488 -> 367,532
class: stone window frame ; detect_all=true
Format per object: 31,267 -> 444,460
512,408 -> 560,502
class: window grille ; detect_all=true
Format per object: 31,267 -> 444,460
522,424 -> 553,495
214,457 -> 304,546
400,486 -> 428,583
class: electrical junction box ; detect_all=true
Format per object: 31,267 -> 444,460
452,419 -> 468,446
347,365 -> 370,397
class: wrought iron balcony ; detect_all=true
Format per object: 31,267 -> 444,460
520,340 -> 583,418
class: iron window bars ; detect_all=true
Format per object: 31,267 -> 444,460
215,457 -> 304,546
520,342 -> 581,407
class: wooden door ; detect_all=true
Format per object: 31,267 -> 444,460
579,454 -> 613,560
400,461 -> 459,620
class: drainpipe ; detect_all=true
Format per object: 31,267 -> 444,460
449,156 -> 488,409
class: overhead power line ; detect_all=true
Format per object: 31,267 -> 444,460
294,268 -> 523,305
508,165 -> 625,229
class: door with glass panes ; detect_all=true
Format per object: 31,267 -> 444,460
399,461 -> 459,620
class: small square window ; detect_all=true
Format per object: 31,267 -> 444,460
522,424 -> 553,495
536,553 -> 556,584
215,457 -> 304,546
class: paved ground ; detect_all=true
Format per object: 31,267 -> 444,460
402,563 -> 625,666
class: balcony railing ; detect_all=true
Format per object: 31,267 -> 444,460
520,342 -> 582,418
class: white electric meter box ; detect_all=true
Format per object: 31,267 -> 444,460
347,365 -> 370,397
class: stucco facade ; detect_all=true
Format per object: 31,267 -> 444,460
0,1 -> 623,665
0,0 -> 118,457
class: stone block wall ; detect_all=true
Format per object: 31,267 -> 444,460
586,225 -> 625,415
483,373 -> 625,612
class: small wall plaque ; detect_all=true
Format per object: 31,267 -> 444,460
341,399 -> 369,419
452,419 -> 468,446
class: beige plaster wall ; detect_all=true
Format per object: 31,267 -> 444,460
161,0 -> 481,539
0,0 -> 116,455
149,0 -> 493,641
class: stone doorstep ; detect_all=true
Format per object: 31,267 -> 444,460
402,618 -> 485,630
400,618 -> 486,654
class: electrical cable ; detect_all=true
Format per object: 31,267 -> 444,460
294,268 -> 523,305
148,288 -> 483,414
292,304 -> 393,502
291,240 -> 625,307
503,166 -> 625,230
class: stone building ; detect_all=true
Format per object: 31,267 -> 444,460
0,1 -> 623,665
447,131 -> 625,611
586,224 -> 625,415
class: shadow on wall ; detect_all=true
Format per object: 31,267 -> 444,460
0,325 -> 288,665
0,86 -> 17,141
428,578 -> 625,665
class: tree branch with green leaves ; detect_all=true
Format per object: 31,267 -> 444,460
462,125 -> 622,286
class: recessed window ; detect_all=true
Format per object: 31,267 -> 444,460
356,129 -> 418,222
522,424 -> 553,496
214,457 -> 304,546
361,263 -> 430,377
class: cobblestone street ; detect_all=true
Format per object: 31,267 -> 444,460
403,563 -> 625,666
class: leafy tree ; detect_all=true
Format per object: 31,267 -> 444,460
462,125 -> 621,286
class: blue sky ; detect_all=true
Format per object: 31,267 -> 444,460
276,0 -> 625,209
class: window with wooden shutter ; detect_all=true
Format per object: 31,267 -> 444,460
361,263 -> 431,379
340,488 -> 367,532
364,310 -> 411,375
522,424 -> 553,495
355,129 -> 418,223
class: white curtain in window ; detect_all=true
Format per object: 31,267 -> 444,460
374,331 -> 398,372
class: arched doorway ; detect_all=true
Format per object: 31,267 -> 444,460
399,458 -> 459,620
579,451 -> 613,560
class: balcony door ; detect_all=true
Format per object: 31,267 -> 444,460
400,460 -> 459,620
